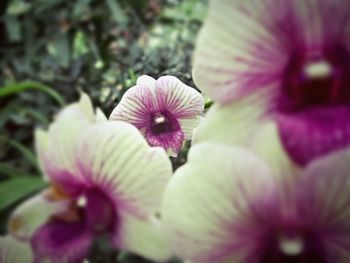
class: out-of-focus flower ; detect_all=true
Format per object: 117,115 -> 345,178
0,236 -> 33,263
162,143 -> 350,263
109,75 -> 204,156
193,0 -> 350,166
9,94 -> 172,263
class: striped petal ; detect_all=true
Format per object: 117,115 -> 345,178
110,76 -> 203,156
193,0 -> 286,104
161,143 -> 278,263
137,75 -> 156,89
179,116 -> 203,140
298,148 -> 350,262
75,121 -> 172,217
36,94 -> 96,187
114,211 -> 172,262
155,76 -> 204,118
193,0 -> 350,105
0,236 -> 32,263
109,84 -> 155,130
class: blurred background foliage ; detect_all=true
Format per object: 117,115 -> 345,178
0,0 -> 207,261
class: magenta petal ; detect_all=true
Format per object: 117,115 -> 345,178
32,220 -> 92,263
146,129 -> 184,156
277,106 -> 350,166
84,188 -> 116,234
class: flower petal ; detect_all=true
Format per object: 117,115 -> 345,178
193,0 -> 350,105
76,121 -> 172,217
298,148 -> 350,262
109,84 -> 154,130
0,236 -> 33,263
137,75 -> 156,89
192,0 -> 287,104
277,107 -> 350,166
250,121 -> 301,178
193,92 -> 268,145
8,190 -> 69,241
95,108 -> 108,122
36,95 -> 96,186
178,116 -> 203,140
114,211 -> 172,262
161,143 -> 277,263
155,76 -> 204,118
145,129 -> 184,157
32,219 -> 92,263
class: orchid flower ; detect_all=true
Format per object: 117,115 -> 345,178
0,236 -> 33,263
109,75 -> 204,157
8,94 -> 172,263
161,143 -> 350,263
192,0 -> 350,166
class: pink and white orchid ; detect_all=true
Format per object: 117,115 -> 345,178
0,236 -> 33,263
161,143 -> 350,263
9,94 -> 172,263
109,75 -> 204,156
193,0 -> 350,166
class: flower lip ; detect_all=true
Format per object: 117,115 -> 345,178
52,187 -> 116,235
279,45 -> 350,113
149,110 -> 180,135
83,187 -> 116,234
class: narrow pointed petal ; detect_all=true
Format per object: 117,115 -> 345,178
155,76 -> 204,118
69,93 -> 95,122
8,190 -> 69,241
161,143 -> 277,263
298,149 -> 350,262
35,95 -> 96,187
0,236 -> 32,263
179,116 -> 203,140
32,219 -> 92,263
76,121 -> 172,216
114,211 -> 172,262
137,75 -> 156,89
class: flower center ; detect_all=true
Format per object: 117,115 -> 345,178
260,230 -> 326,263
150,110 -> 180,135
79,188 -> 115,234
278,235 -> 304,256
280,45 -> 350,112
53,188 -> 116,234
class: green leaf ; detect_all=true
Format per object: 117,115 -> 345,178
0,163 -> 27,177
0,177 -> 46,211
0,137 -> 38,171
0,81 -> 65,106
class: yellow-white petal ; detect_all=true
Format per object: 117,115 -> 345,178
0,236 -> 33,263
114,211 -> 172,262
76,121 -> 172,216
161,143 -> 277,263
